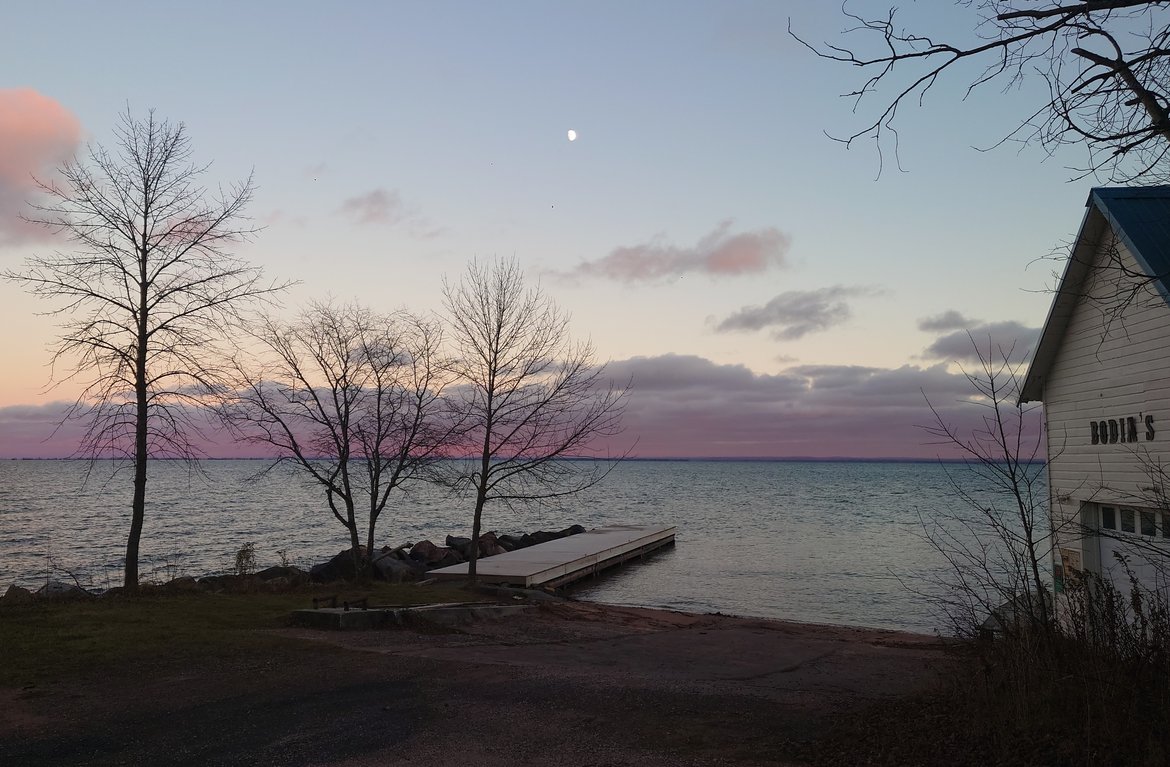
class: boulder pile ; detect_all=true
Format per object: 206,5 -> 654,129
309,524 -> 588,584
0,524 -> 591,599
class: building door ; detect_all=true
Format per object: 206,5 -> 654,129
1097,504 -> 1170,597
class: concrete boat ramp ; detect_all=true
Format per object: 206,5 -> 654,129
430,523 -> 675,588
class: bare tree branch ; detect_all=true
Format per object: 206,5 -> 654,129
3,109 -> 290,590
918,336 -> 1060,636
442,258 -> 629,583
794,1 -> 1170,181
221,301 -> 453,572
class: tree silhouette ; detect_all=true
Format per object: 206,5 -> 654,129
795,2 -> 1170,181
443,258 -> 627,582
224,302 -> 450,566
5,110 -> 287,590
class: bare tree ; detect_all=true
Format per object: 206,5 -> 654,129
442,258 -> 627,582
223,302 -> 449,568
4,110 -> 287,591
919,339 -> 1057,637
794,2 -> 1170,181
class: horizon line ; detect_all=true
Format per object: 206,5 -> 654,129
1,455 -> 1028,464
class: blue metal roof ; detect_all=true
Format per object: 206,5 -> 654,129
1090,186 -> 1170,301
1020,186 -> 1170,402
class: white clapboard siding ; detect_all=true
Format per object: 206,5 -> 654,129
1043,231 -> 1170,573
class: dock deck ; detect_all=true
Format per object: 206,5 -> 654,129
429,523 -> 675,588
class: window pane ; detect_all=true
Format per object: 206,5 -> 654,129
1102,507 -> 1116,530
1163,513 -> 1170,538
1141,510 -> 1156,537
1122,508 -> 1135,533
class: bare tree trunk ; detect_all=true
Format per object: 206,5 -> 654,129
468,414 -> 493,583
346,501 -> 362,572
469,491 -> 486,583
366,517 -> 376,566
126,249 -> 151,592
126,440 -> 147,591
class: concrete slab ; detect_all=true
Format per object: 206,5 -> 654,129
428,523 -> 676,587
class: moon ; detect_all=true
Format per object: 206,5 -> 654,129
567,129 -> 577,142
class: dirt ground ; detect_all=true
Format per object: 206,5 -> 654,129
0,600 -> 952,766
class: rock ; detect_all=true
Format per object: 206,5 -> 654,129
561,524 -> 586,536
497,534 -> 523,551
432,549 -> 464,569
198,574 -> 253,592
409,541 -> 463,569
2,584 -> 34,604
380,543 -> 412,561
35,581 -> 93,600
256,565 -> 309,585
310,547 -> 367,583
161,576 -> 202,593
197,574 -> 231,591
263,577 -> 291,592
528,530 -> 561,546
408,540 -> 447,565
372,554 -> 423,583
446,535 -> 473,558
478,532 -> 506,558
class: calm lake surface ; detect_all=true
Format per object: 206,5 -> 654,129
0,459 -> 1024,633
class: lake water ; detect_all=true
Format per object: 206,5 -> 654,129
0,459 -> 1028,633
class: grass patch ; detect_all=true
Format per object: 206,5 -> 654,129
0,582 -> 475,687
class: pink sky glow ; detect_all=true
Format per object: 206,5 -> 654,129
0,0 -> 1070,462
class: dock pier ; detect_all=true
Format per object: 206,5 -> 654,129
429,523 -> 676,588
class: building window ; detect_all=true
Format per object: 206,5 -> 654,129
1163,513 -> 1170,538
1102,506 -> 1117,530
1121,508 -> 1136,534
1141,510 -> 1157,537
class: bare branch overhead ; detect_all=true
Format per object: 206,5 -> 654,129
793,2 -> 1170,181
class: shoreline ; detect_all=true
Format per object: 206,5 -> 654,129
1,460 -> 964,634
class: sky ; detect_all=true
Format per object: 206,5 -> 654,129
0,1 -> 1096,459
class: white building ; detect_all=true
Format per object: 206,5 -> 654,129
1021,186 -> 1170,598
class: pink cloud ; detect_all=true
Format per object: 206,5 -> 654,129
562,220 -> 790,283
0,89 -> 82,244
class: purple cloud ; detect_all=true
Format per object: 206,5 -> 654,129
338,188 -> 406,225
596,354 -> 1038,459
921,321 -> 1041,364
337,188 -> 445,238
918,310 -> 974,333
1,354 -> 1042,461
714,286 -> 877,339
563,220 -> 790,283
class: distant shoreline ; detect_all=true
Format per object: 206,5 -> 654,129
2,455 -> 1040,464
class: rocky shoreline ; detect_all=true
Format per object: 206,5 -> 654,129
1,524 -> 589,604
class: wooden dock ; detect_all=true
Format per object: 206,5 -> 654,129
429,523 -> 675,588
